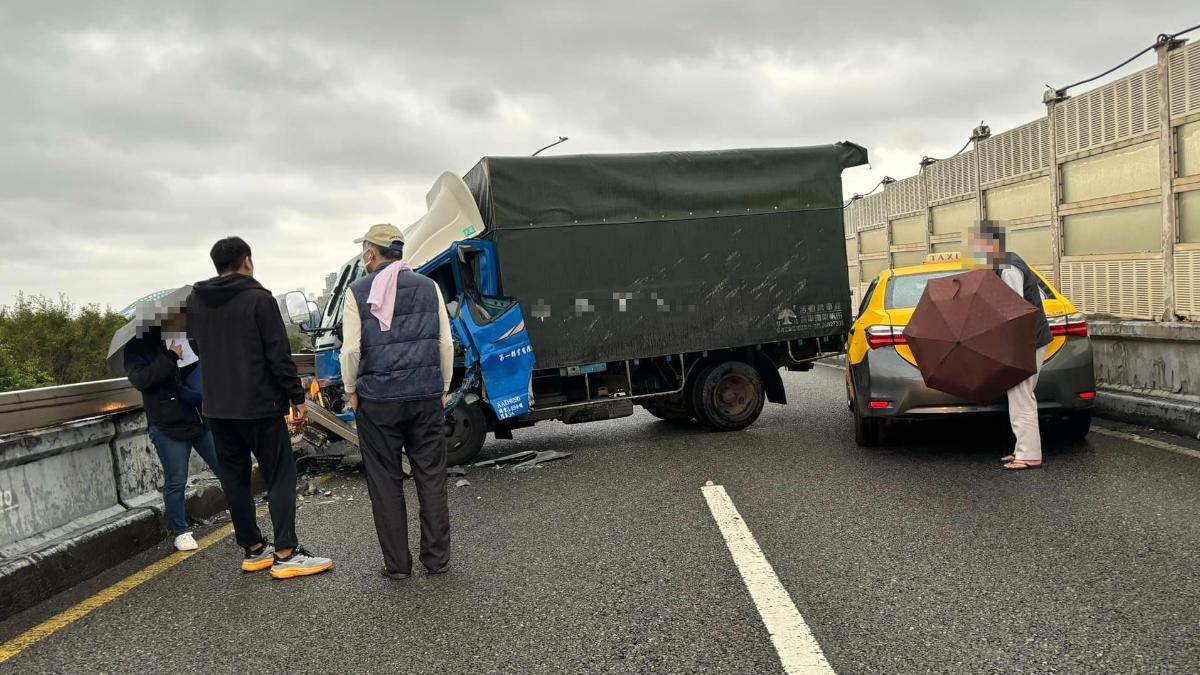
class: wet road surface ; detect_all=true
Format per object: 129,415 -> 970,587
2,366 -> 1198,674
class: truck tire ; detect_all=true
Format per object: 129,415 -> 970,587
690,360 -> 765,432
853,402 -> 886,447
643,395 -> 693,423
445,402 -> 487,466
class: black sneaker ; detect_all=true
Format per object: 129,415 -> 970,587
381,568 -> 411,581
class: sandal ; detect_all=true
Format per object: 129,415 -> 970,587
1003,460 -> 1042,471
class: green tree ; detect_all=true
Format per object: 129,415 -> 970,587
0,293 -> 127,392
0,338 -> 54,391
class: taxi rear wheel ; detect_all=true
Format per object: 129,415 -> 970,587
1059,411 -> 1091,441
853,402 -> 886,447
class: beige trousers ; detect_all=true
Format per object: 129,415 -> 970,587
1008,345 -> 1048,462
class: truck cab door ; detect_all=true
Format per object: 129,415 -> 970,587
451,242 -> 535,421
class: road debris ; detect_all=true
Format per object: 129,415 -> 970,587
447,466 -> 468,477
513,451 -> 572,470
455,479 -> 471,488
473,450 -> 538,468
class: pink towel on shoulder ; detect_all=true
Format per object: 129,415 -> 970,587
367,261 -> 413,331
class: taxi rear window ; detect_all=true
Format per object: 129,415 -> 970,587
886,271 -> 964,309
886,269 -> 1055,309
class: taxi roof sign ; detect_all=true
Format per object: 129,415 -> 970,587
924,252 -> 961,263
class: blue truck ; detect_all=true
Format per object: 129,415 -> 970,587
290,143 -> 867,466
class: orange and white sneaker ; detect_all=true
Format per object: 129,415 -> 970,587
270,546 -> 332,579
241,543 -> 276,572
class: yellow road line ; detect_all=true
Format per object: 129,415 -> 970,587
0,474 -> 335,665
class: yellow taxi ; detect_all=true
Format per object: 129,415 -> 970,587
846,252 -> 1095,446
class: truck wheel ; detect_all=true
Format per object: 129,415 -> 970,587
853,403 -> 886,447
1060,411 -> 1091,441
643,395 -> 693,423
445,402 -> 487,466
690,361 -> 765,432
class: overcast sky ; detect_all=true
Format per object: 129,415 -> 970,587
1,2 -> 1195,310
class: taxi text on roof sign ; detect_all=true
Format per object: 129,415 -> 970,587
924,252 -> 962,264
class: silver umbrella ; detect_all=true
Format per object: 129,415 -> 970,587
106,285 -> 193,376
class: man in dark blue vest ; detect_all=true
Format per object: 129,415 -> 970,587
340,224 -> 454,580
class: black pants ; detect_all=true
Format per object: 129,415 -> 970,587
208,416 -> 298,552
356,397 -> 450,574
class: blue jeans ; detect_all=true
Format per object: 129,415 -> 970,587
148,425 -> 221,536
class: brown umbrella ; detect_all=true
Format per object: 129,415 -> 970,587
902,269 -> 1039,404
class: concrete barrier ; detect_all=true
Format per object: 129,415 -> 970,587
1090,320 -> 1200,438
0,418 -> 122,550
0,412 -> 228,620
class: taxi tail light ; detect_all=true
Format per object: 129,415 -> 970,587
865,325 -> 908,350
868,400 -> 892,409
1049,312 -> 1088,338
1078,391 -> 1096,400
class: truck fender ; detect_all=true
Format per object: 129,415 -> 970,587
752,352 -> 786,405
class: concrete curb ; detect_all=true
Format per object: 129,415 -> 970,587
1095,389 -> 1200,440
0,479 -> 230,621
0,508 -> 161,621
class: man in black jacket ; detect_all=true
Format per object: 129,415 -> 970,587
188,236 -> 332,579
124,315 -> 219,552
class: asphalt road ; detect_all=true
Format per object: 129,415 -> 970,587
2,365 -> 1199,674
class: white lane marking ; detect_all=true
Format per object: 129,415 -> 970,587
1092,426 -> 1200,461
701,484 -> 835,675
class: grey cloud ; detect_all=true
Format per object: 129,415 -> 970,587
0,1 -> 1195,309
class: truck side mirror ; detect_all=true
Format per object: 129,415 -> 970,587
284,291 -> 312,326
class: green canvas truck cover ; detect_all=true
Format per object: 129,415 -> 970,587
462,143 -> 868,369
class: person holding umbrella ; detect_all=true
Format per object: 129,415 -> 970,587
117,292 -> 220,551
971,220 -> 1053,471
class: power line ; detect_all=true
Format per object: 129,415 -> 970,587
1051,23 -> 1200,96
843,177 -> 892,207
919,136 -> 973,168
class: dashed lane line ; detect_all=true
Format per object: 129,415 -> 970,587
702,483 -> 836,675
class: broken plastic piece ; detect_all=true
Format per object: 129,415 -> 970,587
513,451 -> 572,470
472,450 -> 538,468
455,479 -> 471,488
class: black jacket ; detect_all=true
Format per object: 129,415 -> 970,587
1000,252 -> 1053,349
187,274 -> 304,420
124,330 -> 205,440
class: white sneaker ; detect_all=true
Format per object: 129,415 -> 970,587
174,532 -> 199,551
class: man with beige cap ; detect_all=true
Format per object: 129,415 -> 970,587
341,224 -> 454,580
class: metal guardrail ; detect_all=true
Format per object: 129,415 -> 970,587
0,354 -> 315,438
0,379 -> 141,437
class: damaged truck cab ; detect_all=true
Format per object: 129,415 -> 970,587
300,143 -> 868,466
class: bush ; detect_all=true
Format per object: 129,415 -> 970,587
0,293 -> 127,392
